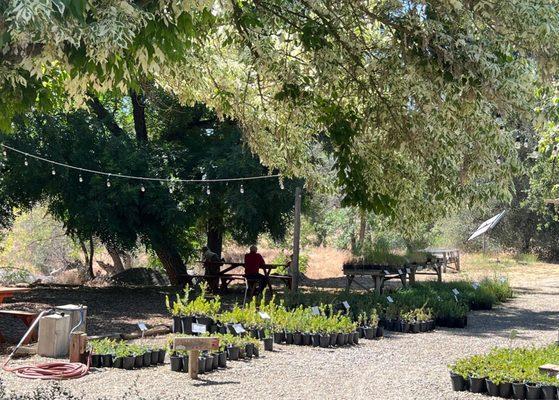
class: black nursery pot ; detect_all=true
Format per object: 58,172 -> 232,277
172,316 -> 182,333
449,372 -> 466,392
420,321 -> 427,332
358,327 -> 365,338
352,331 -> 359,344
541,384 -> 556,400
376,326 -> 384,338
302,333 -> 311,346
401,322 -> 410,333
158,349 -> 166,364
330,333 -> 338,346
198,357 -> 205,374
134,355 -> 143,368
170,355 -> 182,372
227,346 -> 240,361
469,377 -> 486,393
218,324 -> 228,334
526,384 -> 541,400
286,332 -> 294,345
336,333 -> 345,346
245,343 -> 254,358
486,379 -> 500,397
512,382 -> 527,399
364,327 -> 375,340
293,332 -> 303,346
143,352 -> 151,366
218,351 -> 227,368
274,332 -> 285,344
212,353 -> 219,369
181,316 -> 194,334
91,354 -> 102,368
150,350 -> 159,365
411,323 -> 421,334
112,357 -> 123,369
263,337 -> 274,351
205,355 -> 214,371
102,354 -> 113,368
499,382 -> 513,398
123,356 -> 135,370
319,334 -> 330,348
181,355 -> 189,372
312,333 -> 321,347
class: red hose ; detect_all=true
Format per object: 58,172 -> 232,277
4,361 -> 89,380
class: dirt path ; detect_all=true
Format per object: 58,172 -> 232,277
1,272 -> 559,399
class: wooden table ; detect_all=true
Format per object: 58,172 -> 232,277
343,262 -> 443,294
423,248 -> 461,272
194,261 -> 291,293
0,287 -> 36,343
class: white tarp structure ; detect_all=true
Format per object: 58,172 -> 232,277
468,211 -> 506,241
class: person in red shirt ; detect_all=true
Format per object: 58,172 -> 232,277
244,245 -> 266,295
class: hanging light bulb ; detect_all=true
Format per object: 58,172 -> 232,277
2,149 -> 6,157
106,178 -> 111,188
279,180 -> 284,190
24,157 -> 28,166
51,167 -> 56,175
79,174 -> 83,183
141,185 -> 146,192
206,186 -> 210,195
240,184 -> 244,194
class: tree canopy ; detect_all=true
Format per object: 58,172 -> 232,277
2,1 -> 559,229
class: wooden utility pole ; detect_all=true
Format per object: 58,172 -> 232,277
292,187 -> 302,292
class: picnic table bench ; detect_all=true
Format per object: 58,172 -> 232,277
182,261 -> 292,294
0,287 -> 39,344
343,262 -> 443,294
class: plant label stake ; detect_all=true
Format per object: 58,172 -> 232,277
232,324 -> 246,334
383,270 -> 390,275
192,323 -> 207,334
311,306 -> 320,315
452,288 -> 460,295
138,322 -> 147,340
472,282 -> 480,289
406,268 -> 411,274
342,301 -> 350,310
173,337 -> 220,379
258,311 -> 271,320
386,296 -> 394,303
397,269 -> 403,275
500,277 -> 507,283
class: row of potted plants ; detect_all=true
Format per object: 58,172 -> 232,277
167,333 -> 262,373
89,339 -> 166,370
449,343 -> 559,399
381,306 -> 436,333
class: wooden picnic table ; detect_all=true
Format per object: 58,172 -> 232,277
194,261 -> 291,293
0,287 -> 38,343
423,248 -> 461,272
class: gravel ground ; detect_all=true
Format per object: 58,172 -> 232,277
1,276 -> 559,400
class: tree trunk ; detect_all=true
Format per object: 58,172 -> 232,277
152,241 -> 191,286
130,89 -> 148,142
106,244 -> 125,273
207,216 -> 223,257
358,209 -> 367,249
88,236 -> 95,279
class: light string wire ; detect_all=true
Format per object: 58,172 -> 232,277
0,143 -> 281,184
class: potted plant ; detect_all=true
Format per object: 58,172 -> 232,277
170,350 -> 183,372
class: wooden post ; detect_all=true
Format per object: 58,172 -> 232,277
189,350 -> 199,379
69,332 -> 87,363
291,186 -> 302,292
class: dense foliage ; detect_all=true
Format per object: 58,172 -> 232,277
3,1 -> 559,226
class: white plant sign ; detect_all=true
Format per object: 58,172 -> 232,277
192,323 -> 207,334
232,324 -> 246,334
311,306 -> 320,315
386,296 -> 394,303
258,311 -> 271,320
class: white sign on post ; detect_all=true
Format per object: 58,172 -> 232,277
386,296 -> 394,303
311,306 -> 320,315
406,268 -> 411,274
258,311 -> 271,320
192,323 -> 207,334
452,288 -> 460,296
398,269 -> 403,275
342,301 -> 350,310
232,323 -> 246,334
500,277 -> 507,283
138,322 -> 148,332
472,282 -> 480,290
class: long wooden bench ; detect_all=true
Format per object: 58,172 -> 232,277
0,310 -> 39,343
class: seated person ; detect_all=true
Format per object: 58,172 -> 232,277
201,246 -> 222,292
244,245 -> 266,294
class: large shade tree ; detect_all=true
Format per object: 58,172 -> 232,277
2,1 -> 559,234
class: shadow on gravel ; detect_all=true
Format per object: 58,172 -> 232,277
192,379 -> 240,387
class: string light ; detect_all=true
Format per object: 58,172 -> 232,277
169,186 -> 174,194
2,149 -> 6,157
206,186 -> 210,195
0,143 -> 281,185
279,180 -> 284,190
240,184 -> 244,194
106,177 -> 111,188
141,185 -> 146,193
51,168 -> 56,176
79,174 -> 83,183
